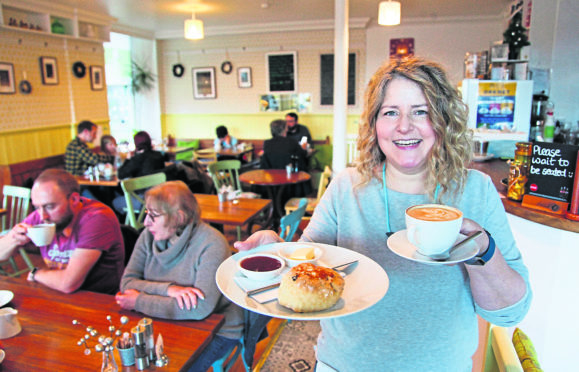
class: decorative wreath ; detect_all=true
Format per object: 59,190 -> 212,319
221,61 -> 233,74
19,80 -> 32,94
172,64 -> 185,78
72,61 -> 86,78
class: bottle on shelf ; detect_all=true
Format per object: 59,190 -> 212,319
543,102 -> 555,143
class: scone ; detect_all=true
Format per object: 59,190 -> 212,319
278,263 -> 345,312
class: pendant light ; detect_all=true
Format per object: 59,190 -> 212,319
184,12 -> 204,40
378,1 -> 401,26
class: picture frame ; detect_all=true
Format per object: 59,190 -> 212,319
192,67 -> 216,99
0,62 -> 16,94
39,56 -> 58,85
90,65 -> 104,90
237,67 -> 252,88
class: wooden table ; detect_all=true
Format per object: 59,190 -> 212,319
194,193 -> 272,227
0,276 -> 224,371
239,169 -> 311,223
159,146 -> 197,161
217,146 -> 254,162
75,175 -> 120,187
0,208 -> 6,217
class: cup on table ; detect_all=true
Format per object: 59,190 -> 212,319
0,307 -> 22,339
405,204 -> 463,259
117,344 -> 136,366
286,164 -> 292,176
473,139 -> 489,157
218,191 -> 228,203
26,223 -> 56,246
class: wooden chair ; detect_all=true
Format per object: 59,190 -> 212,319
1,185 -> 34,277
279,198 -> 308,242
346,133 -> 359,167
194,148 -> 218,168
284,166 -> 332,217
208,160 -> 242,191
120,173 -> 167,230
482,324 -> 524,372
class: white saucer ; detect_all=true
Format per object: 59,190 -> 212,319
0,290 -> 14,307
0,349 -> 4,364
387,230 -> 478,265
473,153 -> 494,162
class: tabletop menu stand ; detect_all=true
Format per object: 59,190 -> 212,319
521,194 -> 569,216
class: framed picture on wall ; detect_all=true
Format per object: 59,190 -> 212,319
238,67 -> 252,88
192,67 -> 216,99
39,57 -> 58,85
90,65 -> 104,90
0,62 -> 16,94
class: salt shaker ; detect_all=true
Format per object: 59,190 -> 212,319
138,317 -> 155,363
131,325 -> 149,370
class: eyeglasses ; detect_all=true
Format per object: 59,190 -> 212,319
144,209 -> 165,222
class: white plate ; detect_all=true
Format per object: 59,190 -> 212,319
387,230 -> 478,265
472,153 -> 494,162
0,349 -> 4,364
0,290 -> 14,307
216,242 -> 389,320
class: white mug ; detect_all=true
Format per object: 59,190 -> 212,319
26,223 -> 56,246
0,307 -> 22,339
405,204 -> 463,259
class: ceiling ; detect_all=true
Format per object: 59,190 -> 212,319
49,0 -> 510,38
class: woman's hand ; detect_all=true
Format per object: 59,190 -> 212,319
460,218 -> 489,256
167,285 -> 205,310
233,230 -> 283,251
115,289 -> 140,310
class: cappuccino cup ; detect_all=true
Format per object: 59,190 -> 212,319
26,223 -> 56,246
405,204 -> 463,259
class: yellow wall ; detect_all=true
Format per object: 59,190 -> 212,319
161,113 -> 361,142
0,28 -> 109,165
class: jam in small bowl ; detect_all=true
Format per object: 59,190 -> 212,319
237,253 -> 285,281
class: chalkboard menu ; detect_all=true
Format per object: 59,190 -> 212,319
267,52 -> 296,93
527,142 -> 579,202
320,53 -> 356,105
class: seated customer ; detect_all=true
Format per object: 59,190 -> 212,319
0,169 -> 124,294
214,125 -> 237,150
260,119 -> 307,170
65,120 -> 114,176
113,131 -> 166,215
115,181 -> 243,371
100,135 -> 118,158
285,112 -> 312,148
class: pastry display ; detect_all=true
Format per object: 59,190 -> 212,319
278,263 -> 345,312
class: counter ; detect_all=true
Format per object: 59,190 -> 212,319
470,158 -> 579,233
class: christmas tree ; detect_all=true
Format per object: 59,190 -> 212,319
503,12 -> 530,60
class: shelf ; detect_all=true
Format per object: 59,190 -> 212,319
490,59 -> 529,64
0,0 -> 111,42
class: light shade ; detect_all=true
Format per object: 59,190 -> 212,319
184,15 -> 204,40
378,1 -> 401,26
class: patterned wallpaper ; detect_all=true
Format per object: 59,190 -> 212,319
0,28 -> 109,131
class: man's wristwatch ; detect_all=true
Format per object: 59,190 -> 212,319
465,230 -> 495,266
28,267 -> 39,282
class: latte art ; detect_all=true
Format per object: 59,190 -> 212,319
407,206 -> 461,221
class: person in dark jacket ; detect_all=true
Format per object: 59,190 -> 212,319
113,131 -> 166,215
260,119 -> 307,171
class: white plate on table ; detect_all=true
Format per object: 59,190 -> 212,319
216,242 -> 389,320
473,153 -> 494,162
0,290 -> 14,307
387,230 -> 478,265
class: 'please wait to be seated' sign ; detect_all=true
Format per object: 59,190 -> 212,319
527,142 -> 579,202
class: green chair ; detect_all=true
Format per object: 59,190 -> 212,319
175,139 -> 200,162
208,160 -> 242,191
1,185 -> 35,277
120,173 -> 167,230
284,166 -> 331,217
279,198 -> 308,242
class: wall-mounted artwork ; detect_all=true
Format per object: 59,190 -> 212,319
90,65 -> 104,90
389,38 -> 415,60
0,62 -> 16,94
193,67 -> 216,99
259,93 -> 311,113
238,67 -> 252,88
40,56 -> 58,85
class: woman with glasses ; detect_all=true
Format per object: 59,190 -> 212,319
234,58 -> 531,371
115,181 -> 243,371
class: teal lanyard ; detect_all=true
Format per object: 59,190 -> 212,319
382,163 -> 439,237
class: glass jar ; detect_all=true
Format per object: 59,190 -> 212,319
508,142 -> 533,201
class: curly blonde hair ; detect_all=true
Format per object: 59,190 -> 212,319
357,57 -> 472,201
